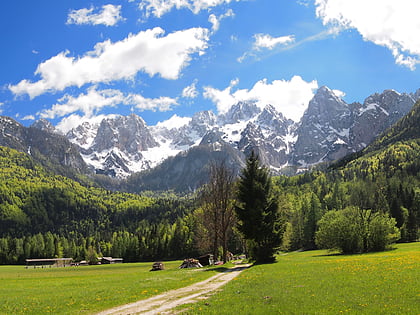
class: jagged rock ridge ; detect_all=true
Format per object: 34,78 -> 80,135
24,86 -> 419,190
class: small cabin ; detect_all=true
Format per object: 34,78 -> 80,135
101,257 -> 123,264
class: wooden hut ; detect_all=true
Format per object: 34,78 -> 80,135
101,257 -> 123,264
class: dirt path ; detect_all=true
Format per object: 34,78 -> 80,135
96,264 -> 250,315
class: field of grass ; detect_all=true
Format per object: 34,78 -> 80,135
182,243 -> 420,314
1,243 -> 419,314
0,260 -> 225,314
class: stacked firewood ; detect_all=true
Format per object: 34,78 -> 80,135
179,258 -> 203,268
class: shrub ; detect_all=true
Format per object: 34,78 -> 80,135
315,207 -> 400,253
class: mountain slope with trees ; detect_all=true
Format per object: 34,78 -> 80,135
0,146 -> 200,264
276,100 -> 420,252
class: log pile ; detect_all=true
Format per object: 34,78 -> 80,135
179,258 -> 203,268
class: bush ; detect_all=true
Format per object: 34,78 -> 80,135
315,207 -> 400,253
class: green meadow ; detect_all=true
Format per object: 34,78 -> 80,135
1,243 -> 419,315
183,242 -> 420,314
0,260 -> 224,314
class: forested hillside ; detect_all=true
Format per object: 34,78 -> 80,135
0,146 -> 199,264
274,101 -> 420,251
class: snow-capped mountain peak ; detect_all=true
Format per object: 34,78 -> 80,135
51,86 -> 419,179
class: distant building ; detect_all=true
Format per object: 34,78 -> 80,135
100,257 -> 123,264
25,258 -> 73,268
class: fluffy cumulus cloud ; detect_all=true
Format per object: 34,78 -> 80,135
67,4 -> 124,27
315,0 -> 420,69
139,0 -> 242,18
38,86 -> 178,119
204,76 -> 318,121
9,27 -> 209,99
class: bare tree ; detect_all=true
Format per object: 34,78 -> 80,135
200,160 -> 236,263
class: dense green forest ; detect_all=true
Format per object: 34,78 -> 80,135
0,101 -> 419,264
275,139 -> 420,251
0,146 -> 201,264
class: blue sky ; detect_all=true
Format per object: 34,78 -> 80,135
1,0 -> 419,132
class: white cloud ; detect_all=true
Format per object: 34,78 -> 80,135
0,102 -> 3,114
332,89 -> 345,99
204,75 -> 318,121
253,34 -> 295,50
203,78 -> 238,113
139,0 -> 242,18
238,33 -> 295,62
38,86 -> 178,119
56,113 -> 118,134
155,114 -> 192,129
9,27 -> 209,98
126,94 -> 178,111
208,9 -> 234,32
315,0 -> 420,69
39,87 -> 122,119
67,4 -> 124,27
22,115 -> 35,121
182,80 -> 199,98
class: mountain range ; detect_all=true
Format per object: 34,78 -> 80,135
0,86 -> 419,192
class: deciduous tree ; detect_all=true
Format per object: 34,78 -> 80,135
200,161 -> 236,263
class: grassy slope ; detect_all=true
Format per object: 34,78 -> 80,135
0,261 -> 226,314
183,243 -> 420,314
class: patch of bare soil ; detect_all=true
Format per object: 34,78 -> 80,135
96,264 -> 250,315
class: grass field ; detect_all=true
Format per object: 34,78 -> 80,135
0,260 -> 226,314
1,243 -> 419,314
181,242 -> 420,314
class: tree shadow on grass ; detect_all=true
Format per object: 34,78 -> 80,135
312,247 -> 398,258
204,264 -> 252,273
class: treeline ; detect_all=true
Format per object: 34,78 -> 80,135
0,147 -> 200,264
275,139 -> 420,251
0,219 -> 197,264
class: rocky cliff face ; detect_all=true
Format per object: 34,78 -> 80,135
350,90 -> 415,151
0,116 -> 89,177
291,87 -> 418,166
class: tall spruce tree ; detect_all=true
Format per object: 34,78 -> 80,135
235,152 -> 284,263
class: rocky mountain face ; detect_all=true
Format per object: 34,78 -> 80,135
0,116 -> 89,177
68,114 -> 158,177
22,86 -> 419,191
291,87 -> 417,166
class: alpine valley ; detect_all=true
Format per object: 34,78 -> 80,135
1,86 -> 419,192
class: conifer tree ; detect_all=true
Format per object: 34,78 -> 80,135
235,152 -> 284,263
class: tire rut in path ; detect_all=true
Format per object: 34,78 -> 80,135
96,264 -> 250,315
